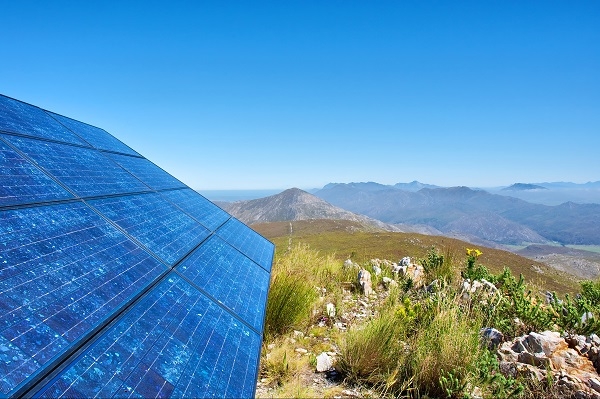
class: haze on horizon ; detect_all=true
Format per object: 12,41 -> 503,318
1,1 -> 598,190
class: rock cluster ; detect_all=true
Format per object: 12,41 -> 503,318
499,331 -> 600,398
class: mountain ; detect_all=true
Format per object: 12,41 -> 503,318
489,181 -> 600,205
502,183 -> 548,191
393,180 -> 441,191
218,187 -> 402,231
313,183 -> 600,245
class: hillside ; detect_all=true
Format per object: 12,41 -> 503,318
252,219 -> 579,295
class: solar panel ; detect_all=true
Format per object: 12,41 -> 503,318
216,217 -> 275,271
0,94 -> 273,398
37,275 -> 262,399
0,138 -> 73,207
0,202 -> 167,397
48,112 -> 140,156
108,153 -> 186,190
161,188 -> 230,231
0,95 -> 86,146
2,134 -> 150,198
177,235 -> 270,331
89,193 -> 210,266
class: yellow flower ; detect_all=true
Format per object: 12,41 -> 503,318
474,249 -> 483,257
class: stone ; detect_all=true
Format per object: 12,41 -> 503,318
326,303 -> 336,317
358,267 -> 373,296
372,265 -> 381,276
480,327 -> 504,350
590,378 -> 600,393
316,352 -> 333,372
400,256 -> 411,266
295,348 -> 308,354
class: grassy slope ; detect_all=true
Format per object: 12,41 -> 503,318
253,219 -> 580,295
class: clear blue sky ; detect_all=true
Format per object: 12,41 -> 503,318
2,1 -> 598,190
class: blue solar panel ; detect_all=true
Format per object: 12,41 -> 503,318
108,153 -> 186,190
2,135 -> 150,198
177,235 -> 270,331
216,218 -> 274,271
48,112 -> 140,156
38,274 -> 262,399
0,202 -> 167,397
161,188 -> 230,231
0,95 -> 272,399
0,139 -> 73,207
89,193 -> 210,266
0,95 -> 86,146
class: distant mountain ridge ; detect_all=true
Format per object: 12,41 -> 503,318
502,183 -> 548,191
313,183 -> 600,245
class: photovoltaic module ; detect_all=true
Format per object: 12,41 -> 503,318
0,94 -> 274,398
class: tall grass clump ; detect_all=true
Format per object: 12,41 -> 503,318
336,306 -> 408,389
406,300 -> 483,398
264,245 -> 321,338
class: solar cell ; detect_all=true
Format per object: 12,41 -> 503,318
215,218 -> 274,271
89,193 -> 210,266
0,202 -> 167,397
0,95 -> 86,146
0,139 -> 73,207
48,112 -> 140,156
177,235 -> 270,331
2,135 -> 150,198
161,188 -> 230,231
108,153 -> 186,190
38,274 -> 262,399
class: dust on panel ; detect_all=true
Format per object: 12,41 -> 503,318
177,235 -> 269,331
3,135 -> 150,198
89,193 -> 210,266
108,153 -> 186,190
0,95 -> 86,146
0,139 -> 73,207
38,274 -> 262,399
161,188 -> 229,231
215,218 -> 274,272
0,202 -> 167,397
48,112 -> 140,156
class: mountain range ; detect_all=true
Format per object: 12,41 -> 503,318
313,183 -> 600,245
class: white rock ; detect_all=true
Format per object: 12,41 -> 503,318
326,303 -> 336,317
295,348 -> 308,354
316,352 -> 333,372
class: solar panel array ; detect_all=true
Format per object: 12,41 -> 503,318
0,94 -> 274,398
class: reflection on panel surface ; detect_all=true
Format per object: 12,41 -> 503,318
0,203 -> 166,397
216,218 -> 274,271
108,153 -> 186,190
3,135 -> 149,198
48,112 -> 139,156
0,96 -> 86,146
90,193 -> 210,266
161,188 -> 229,231
177,235 -> 269,331
38,275 -> 261,399
0,139 -> 72,207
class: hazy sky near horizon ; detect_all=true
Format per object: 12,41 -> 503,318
2,1 -> 598,190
